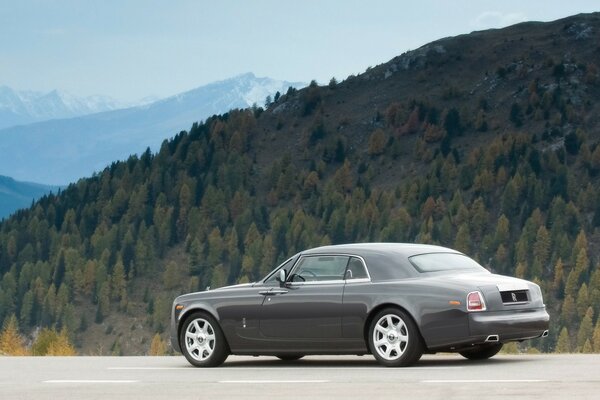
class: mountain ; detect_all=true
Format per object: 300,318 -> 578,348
0,86 -> 128,130
0,176 -> 61,220
0,73 -> 305,185
1,13 -> 600,355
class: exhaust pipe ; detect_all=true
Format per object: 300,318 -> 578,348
541,330 -> 549,338
485,334 -> 499,342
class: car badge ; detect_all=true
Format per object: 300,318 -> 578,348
511,292 -> 517,302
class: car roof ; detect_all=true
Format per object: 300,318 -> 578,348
301,242 -> 458,258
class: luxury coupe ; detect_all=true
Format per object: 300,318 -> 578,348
170,243 -> 549,367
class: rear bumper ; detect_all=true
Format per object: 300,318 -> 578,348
425,307 -> 549,352
468,307 -> 550,342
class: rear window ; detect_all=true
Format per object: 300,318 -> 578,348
408,253 -> 486,273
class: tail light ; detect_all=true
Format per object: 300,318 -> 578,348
467,291 -> 486,312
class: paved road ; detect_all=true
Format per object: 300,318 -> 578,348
1,354 -> 599,399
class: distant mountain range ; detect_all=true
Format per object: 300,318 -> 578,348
0,175 -> 61,220
0,73 -> 305,185
0,86 -> 132,130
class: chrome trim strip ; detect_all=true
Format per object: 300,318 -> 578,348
502,301 -> 529,306
344,277 -> 371,284
497,282 -> 529,292
287,253 -> 372,283
288,280 -> 346,286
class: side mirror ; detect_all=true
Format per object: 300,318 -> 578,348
277,269 -> 286,285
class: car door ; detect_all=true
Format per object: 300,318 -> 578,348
259,254 -> 348,341
219,257 -> 297,350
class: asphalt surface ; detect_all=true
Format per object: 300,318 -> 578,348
0,354 -> 599,399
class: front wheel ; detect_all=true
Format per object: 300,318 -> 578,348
459,343 -> 503,360
180,312 -> 229,367
368,308 -> 423,367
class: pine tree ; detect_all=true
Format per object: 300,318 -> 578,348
0,315 -> 28,355
592,319 -> 600,352
552,258 -> 564,292
163,261 -> 180,290
560,295 -> 576,327
494,214 -> 510,245
46,328 -> 77,356
575,284 -> 590,319
555,327 -> 571,353
111,258 -> 127,305
368,129 -> 387,156
582,339 -> 593,353
576,308 -> 594,351
149,333 -> 167,356
533,226 -> 550,268
453,224 -> 470,254
207,228 -> 224,267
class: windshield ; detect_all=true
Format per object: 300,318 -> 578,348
263,257 -> 295,283
408,252 -> 487,273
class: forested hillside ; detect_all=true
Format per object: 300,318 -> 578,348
2,12 -> 600,354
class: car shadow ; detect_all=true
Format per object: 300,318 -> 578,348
214,354 -> 540,368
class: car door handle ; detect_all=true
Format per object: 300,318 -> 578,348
259,289 -> 288,296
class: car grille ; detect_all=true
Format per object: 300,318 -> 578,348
500,290 -> 529,304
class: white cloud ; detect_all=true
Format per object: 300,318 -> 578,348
471,11 -> 527,30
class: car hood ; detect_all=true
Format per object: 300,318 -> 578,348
211,282 -> 255,291
175,282 -> 256,302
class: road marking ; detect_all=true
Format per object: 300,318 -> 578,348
44,380 -> 139,384
219,380 -> 329,384
422,379 -> 548,383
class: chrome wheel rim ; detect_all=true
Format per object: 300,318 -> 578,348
373,314 -> 408,361
185,318 -> 216,361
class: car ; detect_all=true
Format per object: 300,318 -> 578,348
170,243 -> 549,367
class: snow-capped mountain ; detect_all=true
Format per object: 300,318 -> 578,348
0,73 -> 305,185
0,86 -> 129,130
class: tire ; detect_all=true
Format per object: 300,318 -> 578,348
368,308 -> 423,367
459,343 -> 503,360
275,355 -> 304,361
179,312 -> 229,367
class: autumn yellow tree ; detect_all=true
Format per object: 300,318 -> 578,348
149,333 -> 167,356
0,315 -> 28,355
555,327 -> 571,353
31,327 -> 76,356
46,329 -> 77,356
368,128 -> 387,156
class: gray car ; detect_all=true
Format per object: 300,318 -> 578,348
170,243 -> 549,367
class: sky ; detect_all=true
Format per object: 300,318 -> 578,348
1,0 -> 598,102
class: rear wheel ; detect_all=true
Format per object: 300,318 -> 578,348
459,343 -> 503,360
275,355 -> 304,361
368,308 -> 423,367
180,312 -> 229,367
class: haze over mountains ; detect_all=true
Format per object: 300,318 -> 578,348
0,176 -> 61,220
0,73 -> 305,185
0,86 -> 130,130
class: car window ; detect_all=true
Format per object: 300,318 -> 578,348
344,257 -> 369,280
264,257 -> 295,284
290,255 -> 349,282
408,252 -> 487,273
